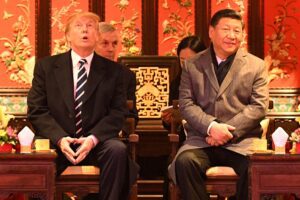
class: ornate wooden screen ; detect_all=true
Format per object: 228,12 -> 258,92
118,56 -> 179,119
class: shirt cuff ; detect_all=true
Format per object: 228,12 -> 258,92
207,121 -> 218,136
87,135 -> 99,147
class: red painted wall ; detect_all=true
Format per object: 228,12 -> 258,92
1,0 -> 300,88
0,0 -> 35,88
265,0 -> 300,88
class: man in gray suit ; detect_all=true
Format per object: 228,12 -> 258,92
169,9 -> 268,200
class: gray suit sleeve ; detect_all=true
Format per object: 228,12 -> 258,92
179,60 -> 216,136
227,59 -> 269,141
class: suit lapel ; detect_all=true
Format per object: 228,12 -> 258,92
54,51 -> 75,114
200,49 -> 219,92
217,49 -> 246,98
83,54 -> 106,103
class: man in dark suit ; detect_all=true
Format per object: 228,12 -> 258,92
95,22 -> 138,132
27,12 -> 129,200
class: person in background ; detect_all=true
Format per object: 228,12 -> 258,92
95,22 -> 138,130
95,22 -> 119,61
161,35 -> 206,143
27,12 -> 130,200
169,9 -> 269,200
162,35 -> 206,200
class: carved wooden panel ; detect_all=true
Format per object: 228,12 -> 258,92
118,56 -> 179,119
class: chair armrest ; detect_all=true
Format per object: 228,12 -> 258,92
168,100 -> 182,160
129,133 -> 138,162
129,133 -> 139,143
168,133 -> 179,143
168,133 -> 179,160
126,115 -> 138,162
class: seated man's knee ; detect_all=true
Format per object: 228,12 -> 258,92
175,150 -> 196,169
107,139 -> 127,157
175,149 -> 208,174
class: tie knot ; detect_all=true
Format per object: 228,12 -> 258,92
79,59 -> 87,66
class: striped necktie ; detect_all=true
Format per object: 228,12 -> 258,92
75,59 -> 87,137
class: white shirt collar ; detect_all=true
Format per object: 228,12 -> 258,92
216,56 -> 226,65
71,50 -> 94,68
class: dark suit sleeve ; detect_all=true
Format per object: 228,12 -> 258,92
27,59 -> 69,145
124,67 -> 139,124
87,63 -> 127,142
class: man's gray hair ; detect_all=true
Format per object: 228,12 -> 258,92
99,22 -> 117,34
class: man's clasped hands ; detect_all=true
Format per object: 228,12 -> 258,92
58,136 -> 95,165
206,122 -> 236,146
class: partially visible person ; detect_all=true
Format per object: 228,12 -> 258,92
27,12 -> 130,200
95,22 -> 138,130
161,35 -> 206,138
95,22 -> 119,61
169,9 -> 269,200
162,36 -> 206,200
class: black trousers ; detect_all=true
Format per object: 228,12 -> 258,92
175,147 -> 248,200
56,138 -> 129,200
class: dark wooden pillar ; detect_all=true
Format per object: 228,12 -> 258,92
89,0 -> 105,21
195,0 -> 211,47
142,0 -> 158,55
35,0 -> 51,59
248,0 -> 265,58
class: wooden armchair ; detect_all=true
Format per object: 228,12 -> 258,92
168,100 -> 273,200
55,100 -> 139,200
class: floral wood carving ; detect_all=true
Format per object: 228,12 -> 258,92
111,0 -> 141,56
216,0 -> 245,16
161,0 -> 194,55
51,0 -> 81,55
265,0 -> 299,83
0,0 -> 34,85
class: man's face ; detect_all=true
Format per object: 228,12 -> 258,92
66,16 -> 99,54
96,31 -> 119,61
209,17 -> 243,59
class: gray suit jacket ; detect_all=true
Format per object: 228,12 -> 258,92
169,47 -> 269,183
